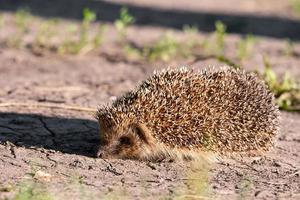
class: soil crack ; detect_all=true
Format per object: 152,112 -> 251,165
39,117 -> 58,147
0,125 -> 23,136
46,153 -> 58,168
102,160 -> 123,176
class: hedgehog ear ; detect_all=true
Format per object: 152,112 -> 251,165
133,123 -> 153,145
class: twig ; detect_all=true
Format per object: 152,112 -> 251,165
0,102 -> 96,113
255,180 -> 287,185
177,194 -> 211,200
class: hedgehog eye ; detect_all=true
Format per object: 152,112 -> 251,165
119,136 -> 132,145
135,126 -> 145,141
133,123 -> 150,144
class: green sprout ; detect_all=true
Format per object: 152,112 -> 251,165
7,8 -> 31,48
92,24 -> 107,48
183,24 -> 198,35
144,33 -> 181,62
15,8 -> 31,33
80,8 -> 97,45
0,14 -> 4,29
291,0 -> 300,15
283,39 -> 294,56
214,21 -> 227,56
236,176 -> 253,200
175,158 -> 214,200
123,44 -> 142,60
182,24 -> 202,51
32,20 -> 57,53
58,8 -> 104,54
14,181 -> 53,200
237,34 -> 256,61
262,56 -> 300,111
114,7 -> 135,42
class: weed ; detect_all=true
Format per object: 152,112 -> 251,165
291,0 -> 300,15
13,181 -> 53,200
199,20 -> 229,61
262,56 -> 300,111
217,55 -> 240,69
67,175 -> 91,200
183,25 -> 198,35
237,34 -> 256,61
101,188 -> 130,200
114,7 -> 135,43
66,24 -> 78,34
58,8 -> 104,55
201,38 -> 211,55
32,20 -> 57,52
283,39 -> 294,56
236,176 -> 253,200
182,24 -> 203,52
144,33 -> 181,62
7,8 -> 31,48
0,14 -> 4,29
80,8 -> 97,45
123,44 -> 142,60
15,8 -> 31,33
187,160 -> 211,196
58,8 -> 95,54
92,24 -> 107,48
214,21 -> 227,56
174,157 -> 214,200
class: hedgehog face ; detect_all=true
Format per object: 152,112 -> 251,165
96,122 -> 156,160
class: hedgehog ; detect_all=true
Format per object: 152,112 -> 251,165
96,67 -> 279,161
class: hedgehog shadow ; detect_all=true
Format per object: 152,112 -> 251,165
0,112 -> 100,157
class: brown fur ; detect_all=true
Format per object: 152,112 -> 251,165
96,67 -> 280,161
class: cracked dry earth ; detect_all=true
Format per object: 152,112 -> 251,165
0,46 -> 299,200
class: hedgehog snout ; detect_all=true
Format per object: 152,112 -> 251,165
96,147 -> 108,159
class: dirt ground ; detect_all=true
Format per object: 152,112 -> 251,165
0,1 -> 300,199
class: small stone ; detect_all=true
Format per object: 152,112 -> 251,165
34,170 -> 52,182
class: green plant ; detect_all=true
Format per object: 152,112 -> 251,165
123,44 -> 142,60
200,38 -> 211,55
114,7 -> 135,42
80,8 -> 97,45
237,34 -> 256,61
182,24 -> 203,51
174,157 -> 214,200
123,31 -> 196,62
262,56 -> 300,111
291,0 -> 300,15
144,33 -> 181,62
15,8 -> 31,33
200,21 -> 227,58
236,176 -> 253,200
13,181 -> 53,200
283,39 -> 294,56
214,21 -> 227,56
183,24 -> 198,35
7,8 -> 31,48
58,8 -> 104,54
92,24 -> 107,48
32,20 -> 56,50
217,55 -> 240,69
0,14 -> 4,29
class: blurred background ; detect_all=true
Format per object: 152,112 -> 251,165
0,1 -> 300,199
0,0 -> 299,111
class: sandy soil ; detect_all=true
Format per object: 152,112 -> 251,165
0,1 -> 300,199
